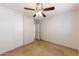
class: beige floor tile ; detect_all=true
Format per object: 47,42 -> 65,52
0,40 -> 79,56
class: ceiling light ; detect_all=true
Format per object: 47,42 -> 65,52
36,11 -> 42,16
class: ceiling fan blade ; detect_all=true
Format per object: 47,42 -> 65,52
33,14 -> 36,17
43,7 -> 55,11
24,7 -> 35,11
42,12 -> 46,17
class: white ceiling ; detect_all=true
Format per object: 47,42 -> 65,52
0,3 -> 79,19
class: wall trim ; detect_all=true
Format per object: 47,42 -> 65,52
41,39 -> 78,52
0,40 -> 35,55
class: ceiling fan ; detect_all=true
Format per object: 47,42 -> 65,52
24,3 -> 55,17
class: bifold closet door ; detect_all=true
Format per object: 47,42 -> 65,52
0,6 -> 23,54
0,5 -> 35,55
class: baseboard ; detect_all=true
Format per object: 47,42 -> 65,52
40,39 -> 78,52
78,49 -> 79,52
23,40 -> 35,47
0,44 -> 24,55
0,40 -> 35,55
0,39 -> 78,55
35,39 -> 42,40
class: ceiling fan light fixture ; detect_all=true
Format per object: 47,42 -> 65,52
24,3 -> 55,17
36,11 -> 42,16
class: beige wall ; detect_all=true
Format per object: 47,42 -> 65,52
77,8 -> 79,50
0,5 -> 35,54
23,16 -> 35,45
0,6 -> 23,54
41,9 -> 78,50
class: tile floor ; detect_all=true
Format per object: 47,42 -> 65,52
0,40 -> 79,56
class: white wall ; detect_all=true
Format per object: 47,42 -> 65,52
23,16 -> 35,45
0,6 -> 23,54
35,23 -> 41,40
41,10 -> 78,50
0,5 -> 35,54
76,8 -> 79,50
0,6 -> 35,54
